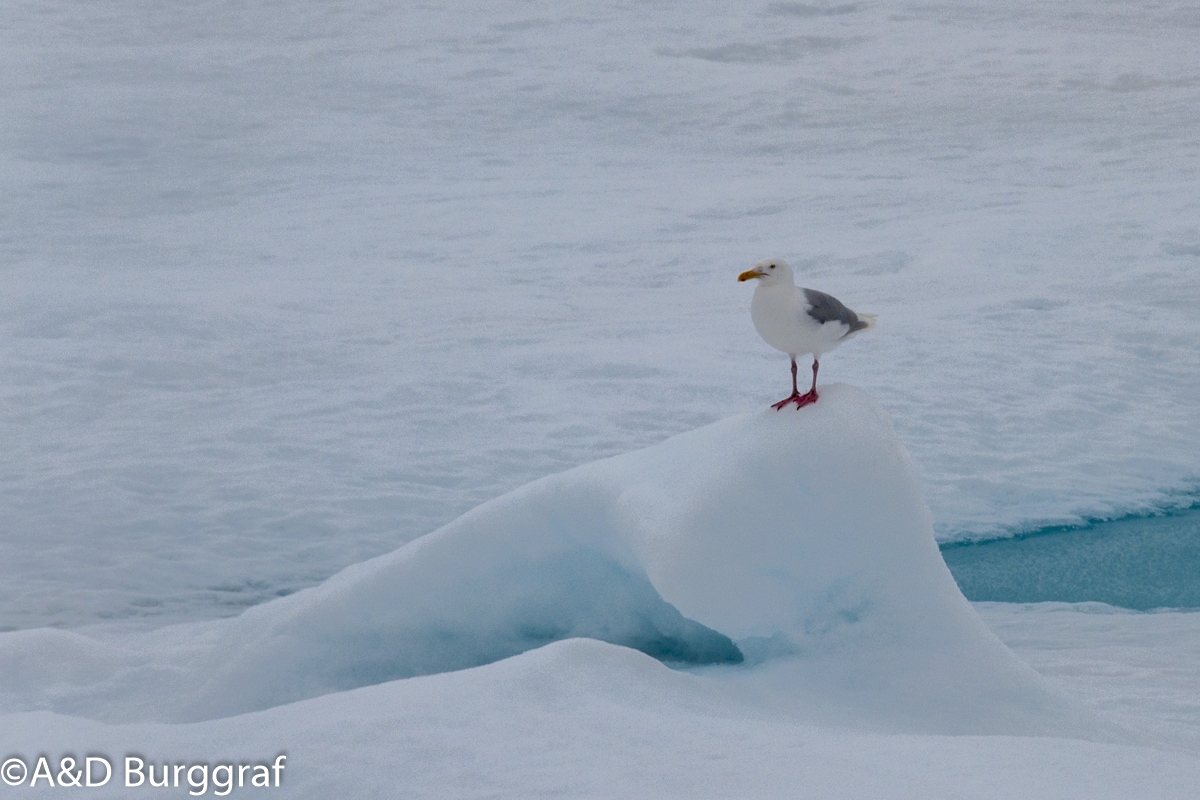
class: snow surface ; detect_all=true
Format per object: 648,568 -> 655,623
977,602 -> 1200,753
3,0 -> 1200,795
3,387 -> 1198,797
3,0 -> 1200,629
0,387 -> 1078,732
4,639 -> 1200,800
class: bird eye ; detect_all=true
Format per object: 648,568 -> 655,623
769,264 -> 775,269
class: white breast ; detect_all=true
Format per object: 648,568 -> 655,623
750,284 -> 849,357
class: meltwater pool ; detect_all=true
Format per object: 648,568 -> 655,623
941,508 -> 1200,610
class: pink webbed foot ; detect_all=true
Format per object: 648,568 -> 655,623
770,389 -> 818,410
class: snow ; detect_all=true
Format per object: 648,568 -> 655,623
3,0 -> 1200,795
5,639 -> 1200,800
0,387 -> 1075,732
978,602 -> 1200,753
3,392 -> 1199,795
3,0 -> 1200,630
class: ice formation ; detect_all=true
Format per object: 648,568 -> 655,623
5,385 -> 1193,799
6,0 -> 1200,632
0,386 -> 1087,733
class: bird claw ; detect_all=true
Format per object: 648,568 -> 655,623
771,389 -> 818,410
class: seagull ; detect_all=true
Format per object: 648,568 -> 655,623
738,258 -> 876,410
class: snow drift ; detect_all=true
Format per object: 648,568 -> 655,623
0,385 -> 1083,732
7,637 -> 1190,800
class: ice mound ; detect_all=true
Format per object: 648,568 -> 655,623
184,543 -> 742,718
0,385 -> 1075,731
8,638 -> 1180,800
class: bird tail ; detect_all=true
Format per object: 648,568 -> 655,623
854,312 -> 877,332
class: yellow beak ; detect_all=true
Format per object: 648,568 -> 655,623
738,269 -> 763,282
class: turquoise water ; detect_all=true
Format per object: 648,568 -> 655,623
941,508 -> 1200,610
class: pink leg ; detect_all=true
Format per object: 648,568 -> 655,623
771,357 -> 820,410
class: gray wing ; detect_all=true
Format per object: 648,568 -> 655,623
803,288 -> 869,333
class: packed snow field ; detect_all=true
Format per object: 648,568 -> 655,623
5,389 -> 1200,798
3,0 -> 1200,796
4,0 -> 1199,630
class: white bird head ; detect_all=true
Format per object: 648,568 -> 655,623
738,257 -> 793,287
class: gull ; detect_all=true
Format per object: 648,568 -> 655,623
738,258 -> 875,410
